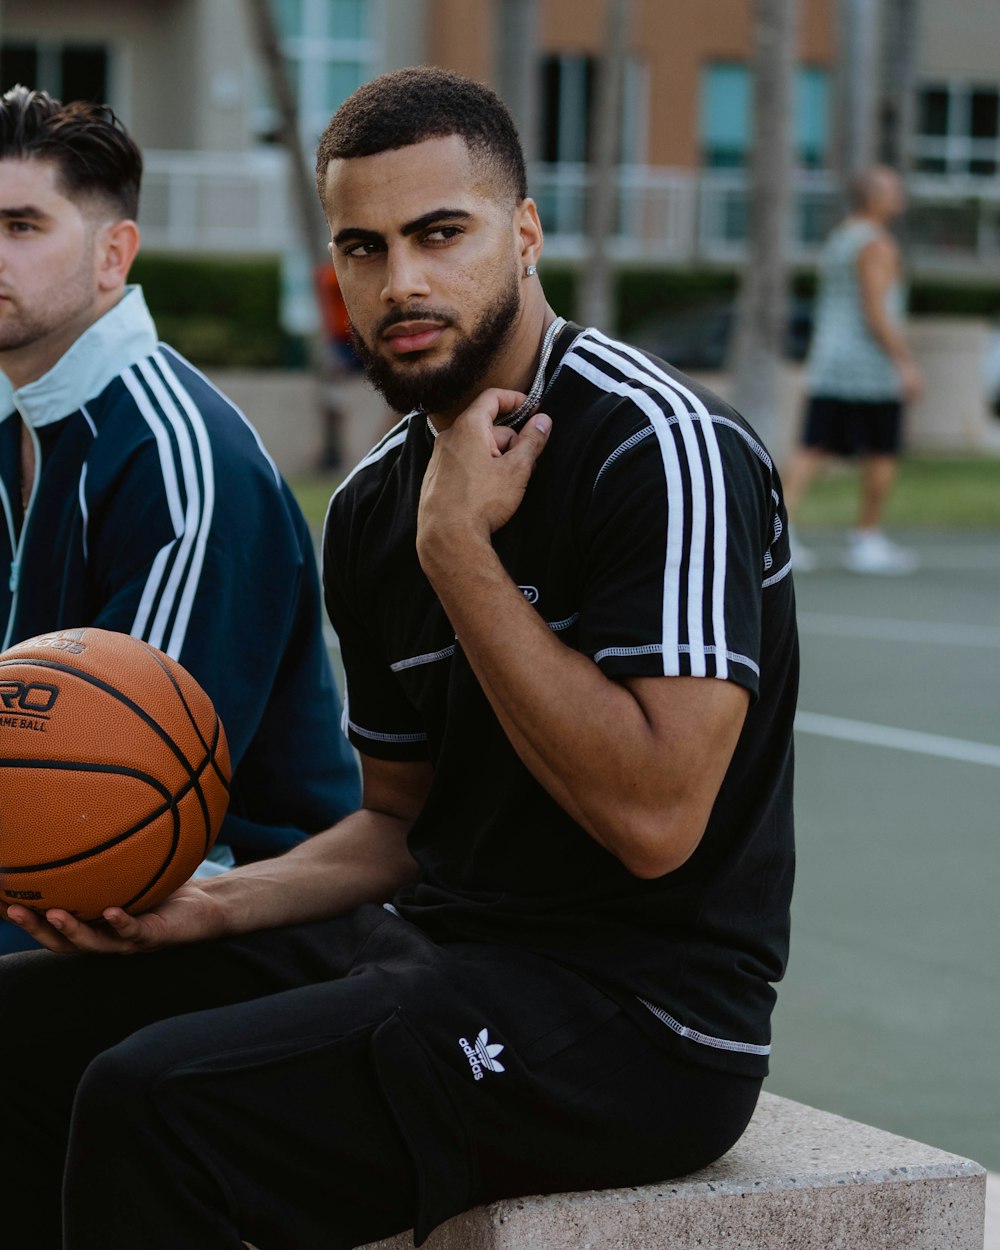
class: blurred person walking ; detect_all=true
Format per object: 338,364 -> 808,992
783,165 -> 924,574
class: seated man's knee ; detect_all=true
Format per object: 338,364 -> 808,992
75,1036 -> 163,1141
0,951 -> 66,1063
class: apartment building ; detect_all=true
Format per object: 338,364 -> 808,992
0,0 -> 996,275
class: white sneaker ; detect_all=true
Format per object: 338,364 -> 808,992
843,530 -> 918,575
788,526 -> 818,573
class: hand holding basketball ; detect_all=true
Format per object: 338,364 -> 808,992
0,627 -> 231,925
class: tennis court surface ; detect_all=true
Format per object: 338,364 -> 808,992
766,528 -> 1000,1176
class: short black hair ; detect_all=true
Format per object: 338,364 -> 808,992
316,67 -> 527,206
0,85 -> 142,219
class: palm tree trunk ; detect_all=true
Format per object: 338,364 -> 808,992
496,0 -> 541,164
878,0 -> 921,173
244,0 -> 329,268
578,0 -> 633,333
835,0 -> 882,184
728,0 -> 798,454
244,0 -> 342,465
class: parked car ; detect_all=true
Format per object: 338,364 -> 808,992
628,299 -> 814,371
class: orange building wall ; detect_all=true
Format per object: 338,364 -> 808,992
539,0 -> 835,169
424,0 -> 837,170
427,0 -> 497,86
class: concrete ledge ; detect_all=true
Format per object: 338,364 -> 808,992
204,368 -> 391,478
364,1092 -> 986,1250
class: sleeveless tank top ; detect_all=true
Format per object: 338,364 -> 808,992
806,219 -> 904,401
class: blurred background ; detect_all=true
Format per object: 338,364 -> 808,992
3,0 -> 999,469
1,0 -> 997,1202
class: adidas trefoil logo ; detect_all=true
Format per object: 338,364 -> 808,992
459,1028 -> 505,1080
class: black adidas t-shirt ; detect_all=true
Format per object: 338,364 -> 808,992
324,323 -> 798,1077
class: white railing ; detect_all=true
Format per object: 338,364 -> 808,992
139,149 -> 294,254
137,149 -> 1000,274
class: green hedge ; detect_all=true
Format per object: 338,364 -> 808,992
539,262 -> 1000,335
539,264 -> 741,336
908,281 -> 1000,318
130,254 -> 294,368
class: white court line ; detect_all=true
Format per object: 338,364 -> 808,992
798,612 -> 1000,650
796,711 -> 1000,768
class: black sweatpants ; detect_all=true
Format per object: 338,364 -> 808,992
0,905 -> 761,1250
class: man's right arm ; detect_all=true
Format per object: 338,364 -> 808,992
0,755 -> 429,955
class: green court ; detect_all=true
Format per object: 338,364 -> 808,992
766,528 -> 1000,1171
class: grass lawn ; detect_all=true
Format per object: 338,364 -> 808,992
290,454 -> 1000,535
794,455 -> 1000,530
289,473 -> 343,534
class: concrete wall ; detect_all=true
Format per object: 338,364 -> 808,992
187,0 -> 256,152
919,0 -> 1000,79
906,317 -> 1000,454
204,369 -> 393,480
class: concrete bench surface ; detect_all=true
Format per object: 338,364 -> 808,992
363,1092 -> 986,1250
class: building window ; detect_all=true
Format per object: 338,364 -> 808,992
915,82 -> 999,177
701,63 -> 749,169
796,68 -> 829,169
538,53 -> 645,165
0,41 -> 109,104
700,62 -> 830,169
540,56 -> 597,163
255,0 -> 380,148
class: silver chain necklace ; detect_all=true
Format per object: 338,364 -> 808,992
425,316 -> 566,440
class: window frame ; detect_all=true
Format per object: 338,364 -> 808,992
0,37 -> 112,107
698,60 -> 831,171
252,0 -> 385,149
914,79 -> 1000,179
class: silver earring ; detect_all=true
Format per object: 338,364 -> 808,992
524,263 -> 537,277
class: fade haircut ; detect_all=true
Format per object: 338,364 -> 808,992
0,85 -> 142,219
315,67 -> 527,207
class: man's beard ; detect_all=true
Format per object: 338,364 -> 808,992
350,269 -> 521,415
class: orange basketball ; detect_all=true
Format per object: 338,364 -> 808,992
0,627 -> 230,922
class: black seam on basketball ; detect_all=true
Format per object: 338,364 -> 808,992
0,758 -> 215,889
140,644 -> 212,752
1,650 -> 225,900
120,797 -> 185,913
139,644 -> 230,798
0,760 -> 175,872
0,656 -> 201,783
197,748 -> 216,857
132,645 -> 213,836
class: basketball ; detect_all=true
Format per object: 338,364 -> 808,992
0,627 -> 231,922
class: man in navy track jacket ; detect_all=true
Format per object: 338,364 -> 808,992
0,87 -> 360,953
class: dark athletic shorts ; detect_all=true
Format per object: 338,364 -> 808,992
802,396 -> 903,456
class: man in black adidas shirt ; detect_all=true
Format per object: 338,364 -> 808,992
0,68 -> 797,1250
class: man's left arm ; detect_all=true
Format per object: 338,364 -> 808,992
417,389 -> 749,880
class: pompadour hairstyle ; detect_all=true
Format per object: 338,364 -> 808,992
315,66 -> 527,206
0,85 -> 142,219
